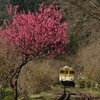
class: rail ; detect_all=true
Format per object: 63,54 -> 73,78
56,87 -> 100,100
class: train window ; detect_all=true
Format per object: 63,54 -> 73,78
66,70 -> 68,74
69,71 -> 74,74
60,70 -> 65,74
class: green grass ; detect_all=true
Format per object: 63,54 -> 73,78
0,87 -> 13,100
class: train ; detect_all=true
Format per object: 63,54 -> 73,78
59,66 -> 75,87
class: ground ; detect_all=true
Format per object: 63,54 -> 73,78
27,84 -> 100,100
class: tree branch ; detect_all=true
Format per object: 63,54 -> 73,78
66,0 -> 100,21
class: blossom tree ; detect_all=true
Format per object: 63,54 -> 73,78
0,1 -> 68,100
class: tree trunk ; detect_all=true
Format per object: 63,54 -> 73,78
10,61 -> 28,100
10,69 -> 21,100
9,58 -> 30,100
14,78 -> 18,100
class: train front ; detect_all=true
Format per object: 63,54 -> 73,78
59,66 -> 75,87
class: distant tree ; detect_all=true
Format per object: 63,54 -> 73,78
0,1 -> 68,100
10,0 -> 53,13
0,0 -> 10,25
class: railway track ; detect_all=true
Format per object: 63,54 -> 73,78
55,86 -> 100,100
28,85 -> 100,100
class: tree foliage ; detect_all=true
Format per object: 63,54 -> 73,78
1,3 -> 67,61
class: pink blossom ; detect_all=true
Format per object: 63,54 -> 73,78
0,1 -> 68,61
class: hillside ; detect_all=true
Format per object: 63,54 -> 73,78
56,0 -> 100,85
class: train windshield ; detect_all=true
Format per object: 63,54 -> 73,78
66,70 -> 68,74
69,70 -> 75,74
60,70 -> 65,74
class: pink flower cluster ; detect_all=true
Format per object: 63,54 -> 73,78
0,1 -> 68,60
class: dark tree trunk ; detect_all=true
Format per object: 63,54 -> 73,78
10,67 -> 22,100
10,60 -> 29,100
14,78 -> 18,100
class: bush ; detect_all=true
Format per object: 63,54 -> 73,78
77,79 -> 86,88
18,60 -> 58,94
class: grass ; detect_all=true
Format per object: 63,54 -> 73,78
1,85 -> 100,100
0,87 -> 13,100
74,87 -> 100,97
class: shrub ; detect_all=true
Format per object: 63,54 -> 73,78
77,79 -> 86,88
18,60 -> 58,94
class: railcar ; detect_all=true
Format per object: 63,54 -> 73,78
59,66 -> 75,87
